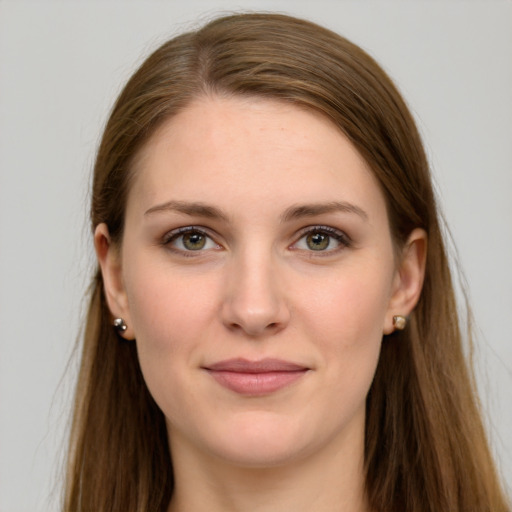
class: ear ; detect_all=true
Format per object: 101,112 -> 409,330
383,228 -> 427,334
94,223 -> 135,340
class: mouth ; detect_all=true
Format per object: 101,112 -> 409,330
202,358 -> 310,396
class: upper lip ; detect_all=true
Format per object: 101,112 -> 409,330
203,358 -> 308,373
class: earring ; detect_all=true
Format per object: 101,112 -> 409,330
392,315 -> 407,330
113,317 -> 127,333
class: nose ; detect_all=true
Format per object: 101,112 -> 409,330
221,250 -> 290,337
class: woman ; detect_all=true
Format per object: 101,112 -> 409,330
64,13 -> 510,512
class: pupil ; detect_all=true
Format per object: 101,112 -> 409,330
307,232 -> 329,250
184,232 -> 205,250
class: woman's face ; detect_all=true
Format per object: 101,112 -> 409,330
98,96 -> 421,469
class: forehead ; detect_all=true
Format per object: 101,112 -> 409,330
127,95 -> 387,221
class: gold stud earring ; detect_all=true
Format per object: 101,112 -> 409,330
392,315 -> 407,330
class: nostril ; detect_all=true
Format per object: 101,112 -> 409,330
227,320 -> 281,336
221,292 -> 291,336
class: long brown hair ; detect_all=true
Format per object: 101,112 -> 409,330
65,13 -> 510,512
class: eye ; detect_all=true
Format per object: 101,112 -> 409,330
164,227 -> 220,252
293,227 -> 350,253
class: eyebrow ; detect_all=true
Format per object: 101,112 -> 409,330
280,201 -> 369,223
144,200 -> 230,222
144,200 -> 368,223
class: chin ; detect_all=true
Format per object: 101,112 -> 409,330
195,412 -> 324,469
213,438 -> 310,469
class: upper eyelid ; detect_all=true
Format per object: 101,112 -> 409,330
163,226 -> 215,242
297,224 -> 343,233
294,225 -> 350,240
162,227 -> 222,255
161,224 -> 351,248
291,225 -> 352,251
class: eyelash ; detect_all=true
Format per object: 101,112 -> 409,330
161,225 -> 351,256
292,225 -> 352,255
161,226 -> 219,256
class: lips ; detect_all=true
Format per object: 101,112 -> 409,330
204,358 -> 309,396
203,358 -> 309,396
206,358 -> 307,373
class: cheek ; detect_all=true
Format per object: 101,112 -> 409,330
304,267 -> 391,342
124,258 -> 219,359
298,262 -> 393,385
123,264 -> 220,415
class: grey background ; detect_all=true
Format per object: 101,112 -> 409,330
1,1 -> 511,510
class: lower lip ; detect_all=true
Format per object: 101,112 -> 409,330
206,370 -> 307,395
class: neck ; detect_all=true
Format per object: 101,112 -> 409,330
167,423 -> 369,512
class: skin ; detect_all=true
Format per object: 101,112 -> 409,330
96,96 -> 426,512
